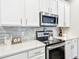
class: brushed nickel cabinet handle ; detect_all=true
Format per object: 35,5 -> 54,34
50,8 -> 52,12
21,18 -> 22,24
71,45 -> 74,49
26,19 -> 27,24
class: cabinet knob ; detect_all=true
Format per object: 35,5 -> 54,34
71,45 -> 74,49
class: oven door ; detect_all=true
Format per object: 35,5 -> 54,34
46,43 -> 65,59
40,12 -> 58,27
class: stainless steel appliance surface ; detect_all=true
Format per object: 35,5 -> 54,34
36,31 -> 64,45
36,31 -> 65,59
40,12 -> 58,27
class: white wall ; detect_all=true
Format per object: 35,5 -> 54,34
69,0 -> 79,36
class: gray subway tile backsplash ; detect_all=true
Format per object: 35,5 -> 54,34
0,26 -> 59,44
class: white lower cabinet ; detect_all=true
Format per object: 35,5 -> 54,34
3,47 -> 45,59
65,39 -> 77,59
28,47 -> 45,59
28,47 -> 45,57
77,38 -> 79,59
71,39 -> 77,59
65,40 -> 72,59
29,54 -> 45,59
3,52 -> 27,59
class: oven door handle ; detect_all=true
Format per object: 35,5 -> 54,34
47,43 -> 65,50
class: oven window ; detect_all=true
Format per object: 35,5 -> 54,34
49,46 -> 65,59
42,15 -> 57,24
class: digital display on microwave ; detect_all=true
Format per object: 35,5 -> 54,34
42,15 -> 56,24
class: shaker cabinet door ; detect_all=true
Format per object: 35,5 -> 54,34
25,0 -> 40,27
71,39 -> 77,59
49,0 -> 57,14
65,40 -> 72,59
58,0 -> 70,27
39,0 -> 57,14
58,0 -> 65,27
1,0 -> 24,26
39,0 -> 49,13
64,1 -> 70,27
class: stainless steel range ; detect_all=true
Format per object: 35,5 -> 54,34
36,31 -> 65,59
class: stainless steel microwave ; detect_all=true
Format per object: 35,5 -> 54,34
40,12 -> 58,27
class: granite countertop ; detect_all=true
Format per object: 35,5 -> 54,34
54,35 -> 78,41
0,40 -> 45,58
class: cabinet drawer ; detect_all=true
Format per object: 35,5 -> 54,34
28,47 -> 45,57
72,39 -> 77,43
29,54 -> 45,59
3,52 -> 27,59
65,40 -> 71,45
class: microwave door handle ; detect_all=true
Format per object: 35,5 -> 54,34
56,17 -> 58,24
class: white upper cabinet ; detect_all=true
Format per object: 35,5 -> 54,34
58,0 -> 70,27
1,0 -> 24,26
0,0 -> 70,27
39,0 -> 57,14
49,0 -> 58,14
24,0 -> 40,27
39,0 -> 49,13
0,0 -> 40,27
64,1 -> 70,27
58,0 -> 65,27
